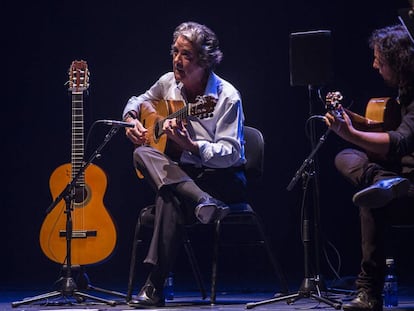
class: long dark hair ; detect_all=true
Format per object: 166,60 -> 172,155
369,24 -> 414,91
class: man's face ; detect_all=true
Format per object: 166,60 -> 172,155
171,35 -> 205,85
373,45 -> 398,87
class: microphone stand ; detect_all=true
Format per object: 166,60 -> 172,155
246,121 -> 342,310
12,126 -> 125,308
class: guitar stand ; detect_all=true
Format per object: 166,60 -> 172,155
74,265 -> 127,300
12,127 -> 126,308
246,126 -> 342,310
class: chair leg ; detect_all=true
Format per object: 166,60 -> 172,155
181,228 -> 208,299
252,214 -> 289,293
126,216 -> 143,302
210,219 -> 222,305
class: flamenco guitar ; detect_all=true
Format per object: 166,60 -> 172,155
345,97 -> 400,132
39,60 -> 117,265
326,92 -> 401,131
326,92 -> 401,161
135,95 -> 217,178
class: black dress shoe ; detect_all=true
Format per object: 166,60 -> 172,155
195,197 -> 229,224
343,291 -> 382,311
352,177 -> 409,208
128,284 -> 165,308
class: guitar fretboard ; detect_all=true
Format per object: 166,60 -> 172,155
71,91 -> 85,186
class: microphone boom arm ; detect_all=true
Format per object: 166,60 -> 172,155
46,126 -> 119,214
287,127 -> 332,191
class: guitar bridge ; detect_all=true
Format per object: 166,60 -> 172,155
59,230 -> 97,239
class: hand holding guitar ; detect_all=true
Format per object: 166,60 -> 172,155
125,118 -> 148,145
125,95 -> 217,179
324,91 -> 355,141
162,118 -> 199,154
324,91 -> 394,158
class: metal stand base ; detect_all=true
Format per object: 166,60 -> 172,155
246,276 -> 342,309
11,277 -> 117,308
11,268 -> 126,308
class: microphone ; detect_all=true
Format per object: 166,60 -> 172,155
99,120 -> 135,128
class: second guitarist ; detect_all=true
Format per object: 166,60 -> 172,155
324,24 -> 414,311
122,22 -> 247,308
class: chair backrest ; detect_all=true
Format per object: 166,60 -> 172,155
243,126 -> 264,183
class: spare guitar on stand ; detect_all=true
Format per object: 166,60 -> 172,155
12,60 -> 125,308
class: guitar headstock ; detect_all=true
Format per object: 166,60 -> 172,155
325,91 -> 343,111
68,60 -> 90,92
189,95 -> 217,119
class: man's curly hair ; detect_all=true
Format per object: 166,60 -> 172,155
171,21 -> 223,71
369,24 -> 414,90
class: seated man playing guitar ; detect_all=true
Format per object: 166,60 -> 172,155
122,21 -> 247,308
325,24 -> 414,311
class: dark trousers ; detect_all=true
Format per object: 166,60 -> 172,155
133,146 -> 247,287
335,148 -> 414,297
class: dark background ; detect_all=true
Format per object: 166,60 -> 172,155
3,0 -> 414,294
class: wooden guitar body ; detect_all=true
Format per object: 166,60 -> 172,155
345,96 -> 400,162
40,163 -> 117,265
346,97 -> 401,132
326,92 -> 402,161
134,96 -> 217,179
364,97 -> 401,131
39,60 -> 117,265
139,99 -> 185,156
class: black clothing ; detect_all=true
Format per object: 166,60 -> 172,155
334,90 -> 414,297
133,146 -> 247,288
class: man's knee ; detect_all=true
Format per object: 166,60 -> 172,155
133,145 -> 157,168
334,148 -> 367,176
133,146 -> 146,163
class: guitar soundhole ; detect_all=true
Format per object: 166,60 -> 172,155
154,121 -> 162,143
73,185 -> 91,206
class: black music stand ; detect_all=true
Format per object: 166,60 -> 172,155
246,111 -> 341,310
247,33 -> 341,306
11,126 -> 126,308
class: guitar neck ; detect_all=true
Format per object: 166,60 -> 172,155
164,105 -> 188,122
155,105 -> 189,135
71,91 -> 85,186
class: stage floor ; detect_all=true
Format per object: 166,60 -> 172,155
2,284 -> 414,311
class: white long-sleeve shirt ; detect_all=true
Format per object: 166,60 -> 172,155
123,71 -> 246,169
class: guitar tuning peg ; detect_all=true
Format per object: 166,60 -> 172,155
334,91 -> 343,101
